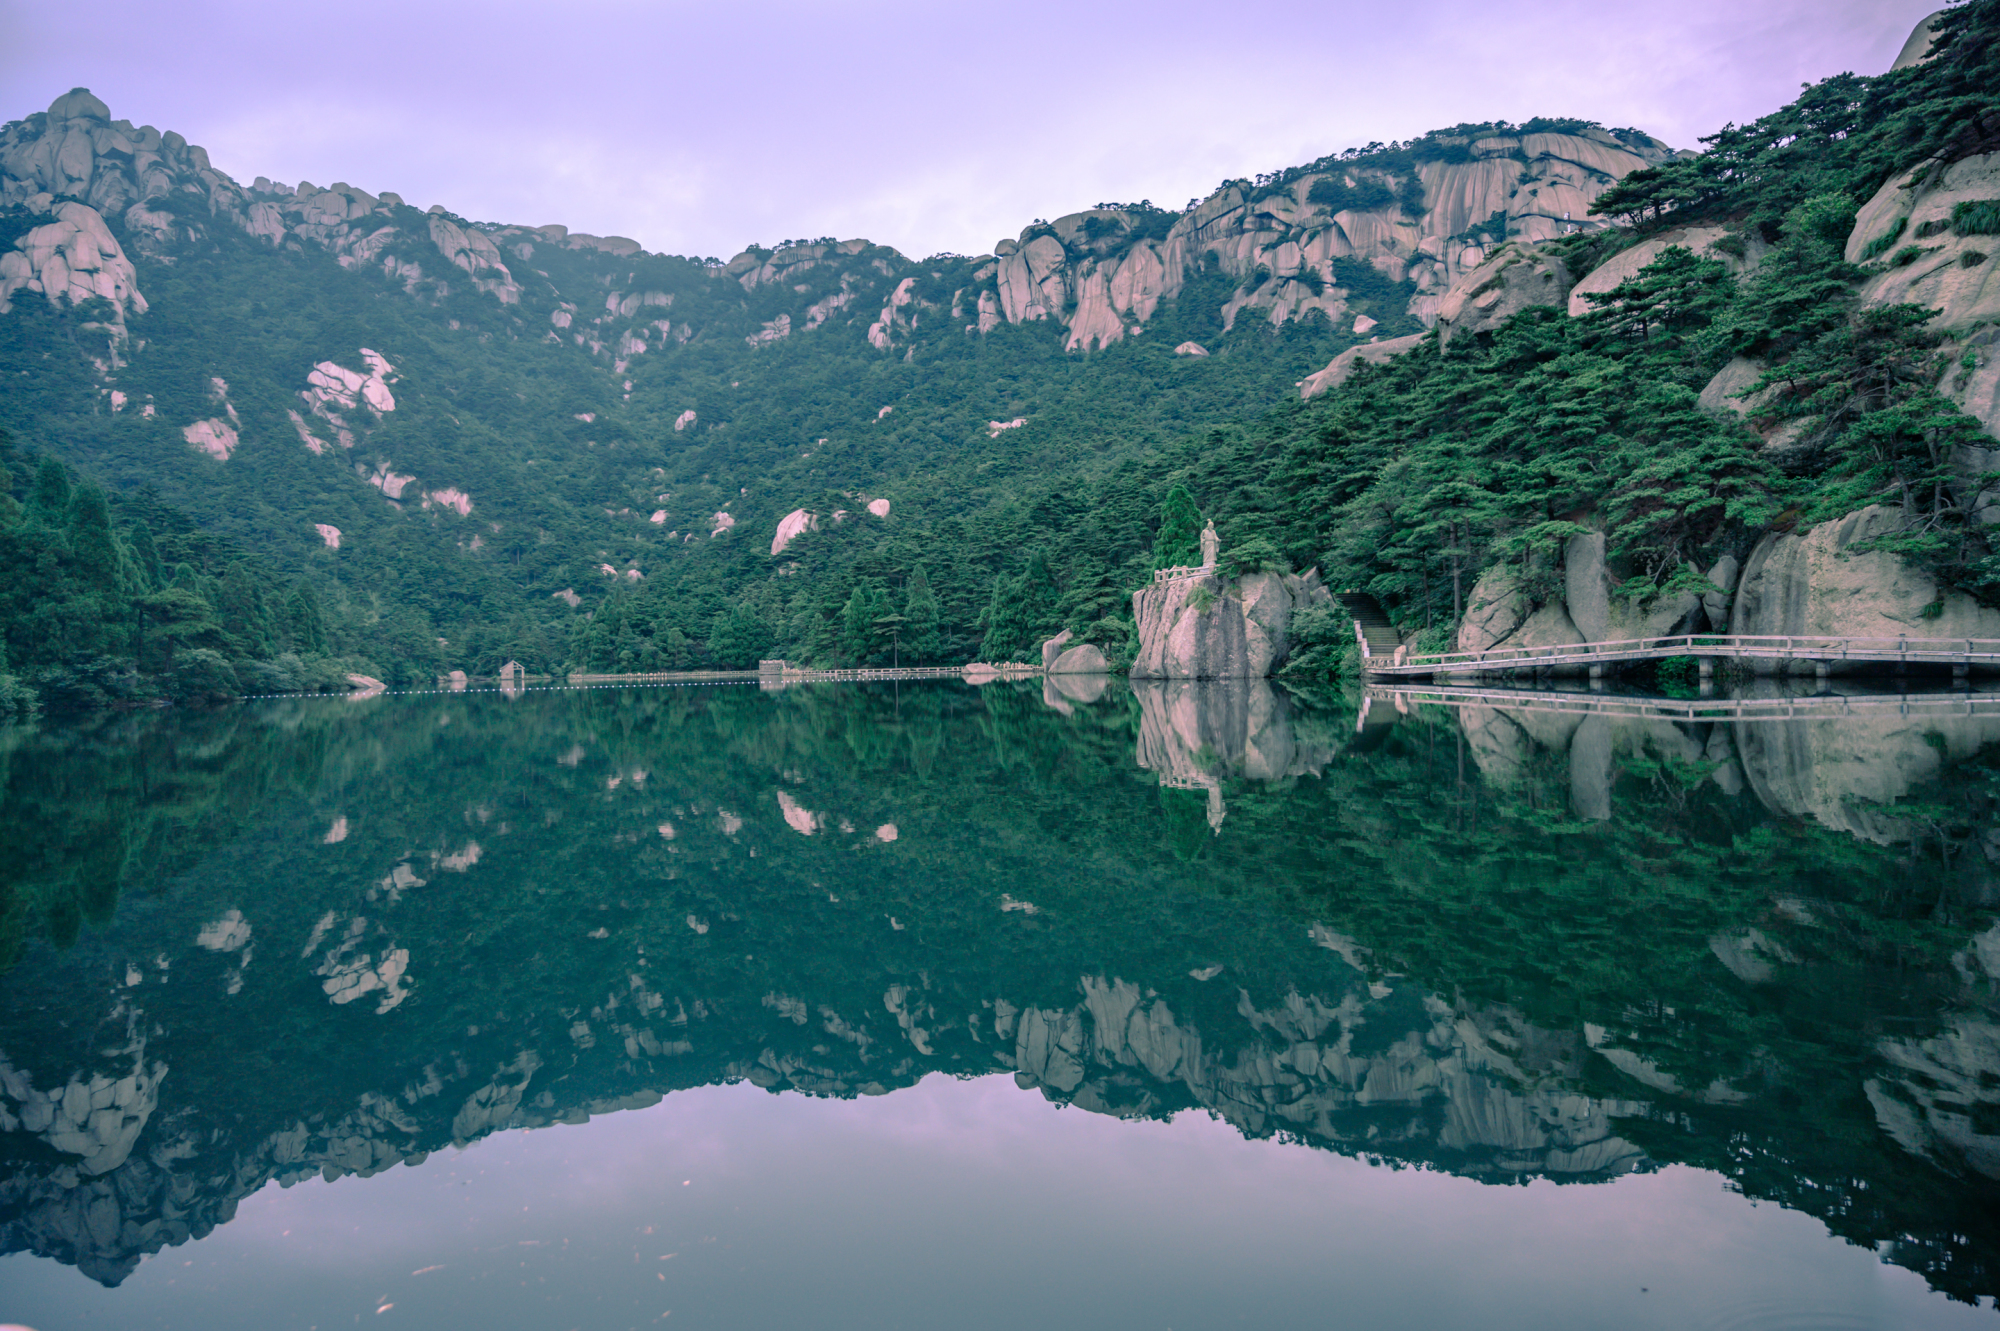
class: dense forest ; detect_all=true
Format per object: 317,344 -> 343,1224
1,2 -> 1997,710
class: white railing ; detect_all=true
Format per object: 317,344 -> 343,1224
1361,681 -> 2000,724
1359,632 -> 2000,674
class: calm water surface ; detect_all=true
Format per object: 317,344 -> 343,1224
1,677 -> 1997,1329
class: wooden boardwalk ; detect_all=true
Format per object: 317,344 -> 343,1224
1355,631 -> 2000,678
1360,680 -> 2000,727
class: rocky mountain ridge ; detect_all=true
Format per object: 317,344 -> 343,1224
0,89 -> 1676,369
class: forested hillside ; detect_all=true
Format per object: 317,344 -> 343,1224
1,2 -> 1997,708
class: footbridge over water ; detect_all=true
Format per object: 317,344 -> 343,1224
1337,594 -> 2000,680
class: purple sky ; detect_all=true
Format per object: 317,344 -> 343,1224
0,0 -> 1944,261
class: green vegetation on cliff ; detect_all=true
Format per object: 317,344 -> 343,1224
0,5 -> 1995,703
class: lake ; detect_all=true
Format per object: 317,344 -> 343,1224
1,676 -> 1997,1329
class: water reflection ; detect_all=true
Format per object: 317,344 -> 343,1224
0,679 -> 1996,1308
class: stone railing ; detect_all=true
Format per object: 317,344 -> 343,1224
1152,564 -> 1216,584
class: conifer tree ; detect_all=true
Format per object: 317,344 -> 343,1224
840,582 -> 881,664
29,457 -> 69,522
1154,485 -> 1202,569
64,484 -> 122,593
903,564 -> 941,662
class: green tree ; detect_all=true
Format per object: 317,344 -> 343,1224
840,582 -> 883,664
902,565 -> 941,662
1154,484 -> 1203,570
708,602 -> 772,667
28,456 -> 69,521
64,484 -> 123,594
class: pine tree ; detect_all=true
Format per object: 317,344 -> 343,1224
708,603 -> 772,667
1154,485 -> 1203,569
977,574 -> 1025,662
840,582 -> 881,664
903,564 -> 941,662
64,483 -> 123,594
285,581 -> 327,655
28,456 -> 70,522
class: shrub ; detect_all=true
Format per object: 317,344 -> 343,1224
1951,199 -> 2000,235
1308,175 -> 1396,214
172,649 -> 241,704
1859,218 -> 1906,260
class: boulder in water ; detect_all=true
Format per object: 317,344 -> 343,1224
1050,643 -> 1108,674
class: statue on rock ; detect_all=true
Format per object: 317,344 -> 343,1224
1200,520 -> 1219,570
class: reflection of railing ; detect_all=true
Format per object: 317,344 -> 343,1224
1362,681 -> 2000,725
1155,773 -> 1217,790
1361,633 -> 2000,676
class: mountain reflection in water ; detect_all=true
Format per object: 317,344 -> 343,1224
1,678 -> 1997,1314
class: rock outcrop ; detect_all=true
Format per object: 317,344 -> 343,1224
1130,570 -> 1332,678
1050,643 -> 1108,674
1849,151 -> 2000,440
1734,701 -> 2000,844
1298,333 -> 1426,398
1730,505 -> 2000,665
1564,225 -> 1761,316
1454,564 -> 1585,653
1434,245 -> 1573,349
0,198 -> 148,336
977,127 -> 1672,354
1562,531 -> 1703,642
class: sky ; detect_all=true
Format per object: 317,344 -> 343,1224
0,0 -> 1947,263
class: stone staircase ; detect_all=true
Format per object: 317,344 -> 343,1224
1337,593 -> 1402,660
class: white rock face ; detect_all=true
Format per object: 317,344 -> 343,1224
1849,153 -> 2000,437
423,488 -> 472,516
1130,570 -> 1331,679
963,129 -> 1671,347
746,312 -> 791,346
1298,333 -> 1426,399
987,416 -> 1026,437
674,410 -> 696,431
776,790 -> 820,835
1890,9 -> 1947,69
1173,341 -> 1209,356
1565,226 -> 1756,317
1731,504 -> 2000,660
771,508 -> 818,555
0,1041 -> 167,1178
1435,244 -> 1572,348
305,349 -> 397,414
711,512 -> 735,536
195,910 -> 251,952
1563,531 -> 1701,642
427,214 -> 521,303
866,497 -> 890,518
181,418 -> 238,461
867,277 -> 916,350
363,462 -> 415,500
0,199 -> 148,328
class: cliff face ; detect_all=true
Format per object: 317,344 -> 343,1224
1130,570 -> 1332,679
0,90 -> 1673,364
985,127 -> 1673,351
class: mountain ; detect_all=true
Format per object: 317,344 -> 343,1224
1,5 -> 1997,707
0,87 -> 1678,697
